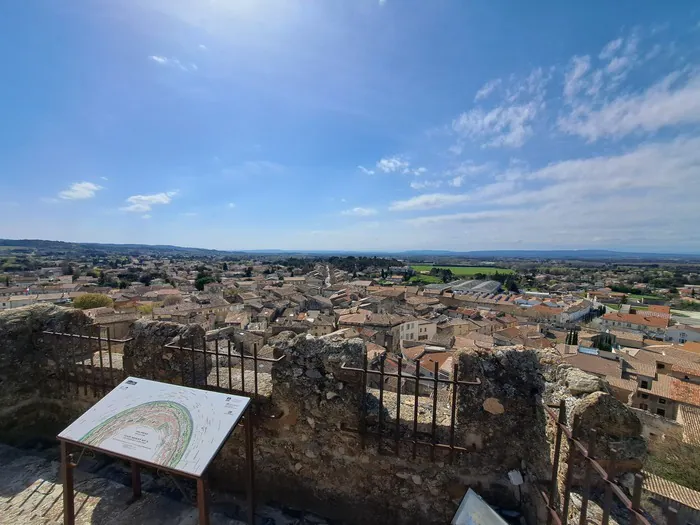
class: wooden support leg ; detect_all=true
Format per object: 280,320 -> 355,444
130,461 -> 142,501
245,410 -> 256,525
197,477 -> 210,525
61,441 -> 75,525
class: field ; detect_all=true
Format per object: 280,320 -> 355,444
411,265 -> 514,276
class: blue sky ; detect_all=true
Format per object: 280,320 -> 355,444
1,1 -> 700,252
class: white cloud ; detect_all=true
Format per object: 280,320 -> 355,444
228,202 -> 236,208
389,193 -> 471,211
148,55 -> 197,72
379,0 -> 387,5
405,210 -> 514,226
358,165 -> 375,175
448,176 -> 465,187
341,207 -> 378,217
121,191 -> 177,213
563,55 -> 591,100
599,38 -> 623,60
474,79 -> 502,101
410,180 -> 442,190
453,68 -> 548,149
376,156 -> 410,173
141,214 -> 152,219
453,103 -> 538,148
559,70 -> 700,141
100,176 -> 109,181
58,182 -> 102,200
198,44 -> 207,50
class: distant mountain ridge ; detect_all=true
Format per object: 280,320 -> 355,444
1,239 -> 699,260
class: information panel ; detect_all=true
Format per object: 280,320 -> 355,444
58,377 -> 250,477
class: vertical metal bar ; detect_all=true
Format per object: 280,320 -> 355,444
240,341 -> 246,394
547,399 -> 567,525
202,336 -> 208,387
561,414 -> 579,521
214,338 -> 220,389
106,327 -> 115,387
80,327 -> 88,396
227,339 -> 233,393
449,363 -> 458,464
395,355 -> 402,456
97,327 -> 105,396
69,331 -> 79,395
179,335 -> 186,386
602,452 -> 616,525
360,349 -> 368,450
578,429 -> 597,525
412,359 -> 420,459
60,441 -> 75,525
197,477 -> 210,525
245,409 -> 256,525
88,326 -> 97,397
253,342 -> 259,398
130,462 -> 142,500
430,360 -> 439,462
190,335 -> 196,386
630,473 -> 643,525
378,355 -> 385,455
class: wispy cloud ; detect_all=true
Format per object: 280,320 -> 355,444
121,191 -> 177,213
558,70 -> 700,141
405,210 -> 514,226
58,182 -> 102,200
341,207 -> 378,217
410,180 -> 442,190
376,156 -> 410,173
148,55 -> 197,72
358,165 -> 375,175
453,68 -> 549,148
141,214 -> 152,219
389,193 -> 471,211
474,78 -> 502,101
228,202 -> 236,209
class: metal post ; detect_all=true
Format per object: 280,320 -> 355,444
197,477 -> 210,525
60,441 -> 75,525
561,415 -> 580,521
578,429 -> 596,525
245,409 -> 256,525
130,461 -> 142,501
602,452 -> 616,525
630,473 -> 643,525
449,363 -> 458,464
395,356 -> 402,456
430,360 -> 439,462
547,400 -> 566,525
412,359 -> 420,459
359,350 -> 368,450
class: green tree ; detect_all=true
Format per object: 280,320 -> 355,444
244,267 -> 253,278
222,262 -> 229,271
4,276 -> 9,287
72,294 -> 114,310
139,274 -> 153,286
572,331 -> 578,345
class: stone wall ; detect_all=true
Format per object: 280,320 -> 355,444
0,305 -> 647,525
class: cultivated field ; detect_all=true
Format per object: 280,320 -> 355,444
411,265 -> 514,276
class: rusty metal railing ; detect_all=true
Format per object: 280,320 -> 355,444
341,352 -> 481,462
540,399 -> 675,525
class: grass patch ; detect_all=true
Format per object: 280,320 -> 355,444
408,275 -> 443,284
411,265 -> 514,276
628,294 -> 664,301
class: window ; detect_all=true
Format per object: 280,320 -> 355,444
659,398 -> 666,404
657,363 -> 665,369
640,380 -> 649,389
656,408 -> 666,417
641,393 -> 649,399
640,403 -> 649,410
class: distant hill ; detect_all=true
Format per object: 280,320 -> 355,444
1,239 -> 699,261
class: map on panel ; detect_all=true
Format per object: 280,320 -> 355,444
58,377 -> 250,477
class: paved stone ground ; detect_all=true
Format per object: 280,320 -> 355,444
0,444 -> 330,525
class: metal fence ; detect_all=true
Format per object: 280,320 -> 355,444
42,328 -> 284,411
341,352 -> 481,462
541,399 -> 679,525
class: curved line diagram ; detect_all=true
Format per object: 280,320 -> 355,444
80,400 -> 194,468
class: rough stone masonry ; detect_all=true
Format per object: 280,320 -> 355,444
0,305 -> 646,525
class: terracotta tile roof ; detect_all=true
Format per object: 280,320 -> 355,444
643,471 -> 700,511
670,378 -> 700,407
679,405 -> 700,446
606,376 -> 637,393
602,312 -> 669,328
637,373 -> 674,398
624,357 -> 657,378
562,353 -> 622,378
649,305 -> 671,314
671,363 -> 700,377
